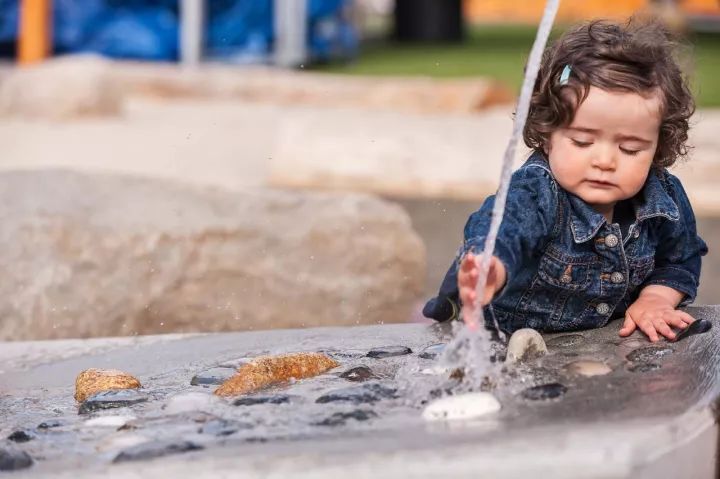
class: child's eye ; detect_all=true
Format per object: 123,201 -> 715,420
619,147 -> 641,156
571,139 -> 592,148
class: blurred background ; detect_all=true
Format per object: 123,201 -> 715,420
0,0 -> 719,340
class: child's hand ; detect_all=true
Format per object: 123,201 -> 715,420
458,253 -> 507,320
619,287 -> 694,342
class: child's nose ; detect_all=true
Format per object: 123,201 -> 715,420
591,146 -> 617,170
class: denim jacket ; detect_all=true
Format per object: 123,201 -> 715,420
423,152 -> 708,333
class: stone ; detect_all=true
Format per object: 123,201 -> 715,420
564,361 -> 612,377
112,440 -> 203,463
627,346 -> 674,363
419,343 -> 446,360
315,383 -> 398,405
339,366 -> 376,382
546,334 -> 585,348
96,434 -> 149,453
521,383 -> 568,401
37,420 -> 62,429
84,415 -> 136,428
0,447 -> 33,471
163,392 -> 220,415
628,363 -> 662,373
190,367 -> 236,386
0,171 -> 425,341
78,389 -> 148,415
215,353 -> 339,397
233,394 -> 295,406
0,55 -> 123,119
422,392 -> 501,421
74,368 -> 141,402
198,419 -> 250,436
675,319 -> 712,342
7,430 -> 34,443
325,349 -> 368,360
314,409 -> 378,426
366,346 -> 412,359
505,329 -> 548,364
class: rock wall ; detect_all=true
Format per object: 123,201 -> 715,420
0,170 -> 425,340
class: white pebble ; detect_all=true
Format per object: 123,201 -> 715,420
162,392 -> 220,414
422,392 -> 501,421
84,415 -> 135,428
505,328 -> 547,364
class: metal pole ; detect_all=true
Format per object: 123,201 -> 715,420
18,0 -> 51,65
181,0 -> 204,67
274,0 -> 307,67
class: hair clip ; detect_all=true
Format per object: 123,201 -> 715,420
559,64 -> 572,86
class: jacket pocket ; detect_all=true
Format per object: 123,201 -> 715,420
538,248 -> 593,291
628,256 -> 655,287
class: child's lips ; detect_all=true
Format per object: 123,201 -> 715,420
585,179 -> 615,188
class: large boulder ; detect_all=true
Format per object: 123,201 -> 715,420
0,56 -> 123,119
0,170 -> 425,340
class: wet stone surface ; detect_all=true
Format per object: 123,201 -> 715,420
112,440 -> 203,463
37,420 -> 62,429
199,418 -> 251,437
628,363 -> 662,373
316,383 -> 398,404
339,366 -> 376,382
314,409 -> 378,426
419,343 -> 446,360
233,394 -> 296,406
521,383 -> 568,401
626,346 -> 674,363
0,447 -> 33,471
7,430 -> 34,443
190,367 -> 236,386
79,389 -> 149,415
546,334 -> 585,348
366,346 -> 412,359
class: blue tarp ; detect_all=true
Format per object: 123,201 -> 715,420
0,0 -> 356,62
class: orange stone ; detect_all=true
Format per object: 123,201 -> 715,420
74,368 -> 141,402
214,352 -> 339,397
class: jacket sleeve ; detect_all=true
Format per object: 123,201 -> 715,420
423,164 -> 559,321
641,172 -> 708,305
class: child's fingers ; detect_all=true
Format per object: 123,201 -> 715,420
460,253 -> 476,272
676,310 -> 695,325
618,315 -> 636,337
635,317 -> 660,342
666,314 -> 690,329
653,318 -> 676,340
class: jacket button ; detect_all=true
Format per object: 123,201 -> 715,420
610,272 -> 624,284
604,234 -> 619,248
596,303 -> 610,315
632,228 -> 640,239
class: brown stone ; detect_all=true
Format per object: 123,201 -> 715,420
74,368 -> 141,402
214,353 -> 339,397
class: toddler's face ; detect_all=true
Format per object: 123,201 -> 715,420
547,86 -> 661,219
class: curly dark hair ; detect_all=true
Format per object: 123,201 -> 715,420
523,19 -> 695,168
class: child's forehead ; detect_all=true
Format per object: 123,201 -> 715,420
569,86 -> 662,134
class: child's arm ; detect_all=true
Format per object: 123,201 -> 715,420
621,173 -> 707,342
457,252 -> 507,322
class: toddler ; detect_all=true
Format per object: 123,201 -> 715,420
423,19 -> 708,343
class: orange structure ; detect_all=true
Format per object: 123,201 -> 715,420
464,0 -> 720,23
18,0 -> 51,64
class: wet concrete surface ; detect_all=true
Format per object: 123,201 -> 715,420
393,198 -> 720,305
1,306 -> 719,478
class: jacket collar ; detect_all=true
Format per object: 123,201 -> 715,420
522,153 -> 680,244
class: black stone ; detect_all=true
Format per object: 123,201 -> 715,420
7,430 -> 34,443
339,366 -> 375,382
0,448 -> 33,471
521,383 -> 568,401
419,343 -> 446,360
78,389 -> 148,415
198,418 -> 250,436
546,334 -> 585,348
113,440 -> 203,463
628,363 -> 662,373
233,394 -> 295,406
325,349 -> 367,359
37,420 -> 62,429
190,367 -> 236,386
366,346 -> 412,359
316,383 -> 398,404
314,409 -> 378,426
674,319 -> 712,342
626,346 -> 673,363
